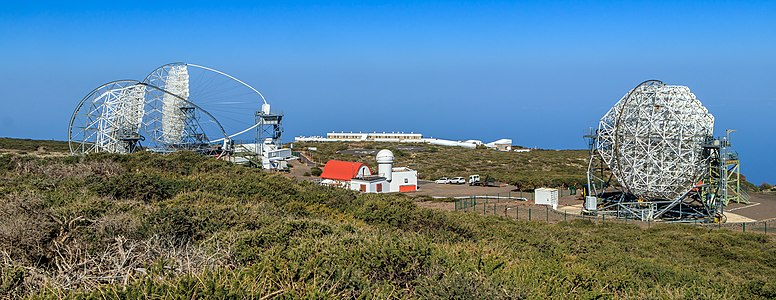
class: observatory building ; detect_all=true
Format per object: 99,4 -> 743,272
319,149 -> 418,193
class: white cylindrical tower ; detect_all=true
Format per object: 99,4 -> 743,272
376,149 -> 394,182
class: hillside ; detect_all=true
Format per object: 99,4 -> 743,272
1,151 -> 775,299
0,138 -> 69,154
295,142 -> 589,189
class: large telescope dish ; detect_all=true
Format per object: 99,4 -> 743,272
143,63 -> 267,143
69,81 -> 228,155
596,80 -> 715,201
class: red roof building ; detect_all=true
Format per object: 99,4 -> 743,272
320,160 -> 372,181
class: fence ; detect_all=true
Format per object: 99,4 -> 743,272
442,187 -> 581,203
453,196 -> 775,235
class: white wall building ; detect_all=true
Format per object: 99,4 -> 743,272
296,131 -> 513,151
320,149 -> 417,193
326,132 -> 423,142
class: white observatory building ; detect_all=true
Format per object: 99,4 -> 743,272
320,149 -> 417,193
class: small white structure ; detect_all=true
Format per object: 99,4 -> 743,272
350,176 -> 388,193
425,138 -> 478,149
389,166 -> 418,192
535,188 -> 559,210
231,142 -> 295,170
584,196 -> 598,211
485,139 -> 513,151
376,149 -> 418,192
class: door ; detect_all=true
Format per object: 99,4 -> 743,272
399,185 -> 416,192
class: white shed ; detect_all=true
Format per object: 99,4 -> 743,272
535,188 -> 559,210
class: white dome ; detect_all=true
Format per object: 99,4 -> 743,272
376,149 -> 394,163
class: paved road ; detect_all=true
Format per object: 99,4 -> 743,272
414,180 -> 521,198
726,192 -> 776,221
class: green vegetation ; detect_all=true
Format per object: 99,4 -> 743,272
310,166 -> 323,177
297,141 -> 588,189
1,151 -> 775,299
0,137 -> 70,153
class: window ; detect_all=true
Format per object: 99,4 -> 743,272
376,183 -> 382,192
404,178 -> 409,183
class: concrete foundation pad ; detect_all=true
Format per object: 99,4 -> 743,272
724,212 -> 756,223
558,204 -> 584,215
556,204 -> 756,223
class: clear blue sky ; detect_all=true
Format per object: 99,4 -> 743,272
0,1 -> 774,184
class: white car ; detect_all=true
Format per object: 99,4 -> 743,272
450,177 -> 466,184
435,177 -> 450,184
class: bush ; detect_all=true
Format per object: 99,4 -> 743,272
310,167 -> 322,177
92,173 -> 183,202
0,191 -> 58,266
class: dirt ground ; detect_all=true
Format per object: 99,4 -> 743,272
287,159 -> 315,180
413,180 -> 523,198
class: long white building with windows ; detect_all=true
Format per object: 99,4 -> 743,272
296,131 -> 515,151
301,132 -> 423,142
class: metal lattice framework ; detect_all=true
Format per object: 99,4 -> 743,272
160,64 -> 190,145
68,80 -> 147,154
69,81 -> 228,155
143,62 -> 268,143
596,80 -> 714,201
69,62 -> 290,169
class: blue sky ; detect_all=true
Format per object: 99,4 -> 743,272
0,1 -> 774,184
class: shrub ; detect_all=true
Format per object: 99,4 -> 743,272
2,147 -> 775,299
310,167 -> 322,177
0,154 -> 11,173
351,234 -> 432,287
0,191 -> 60,268
92,173 -> 183,202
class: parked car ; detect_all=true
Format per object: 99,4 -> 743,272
450,177 -> 466,184
469,174 -> 497,187
435,177 -> 450,184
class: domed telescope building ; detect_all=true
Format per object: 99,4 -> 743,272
319,149 -> 418,193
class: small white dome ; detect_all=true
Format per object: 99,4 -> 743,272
376,149 -> 394,163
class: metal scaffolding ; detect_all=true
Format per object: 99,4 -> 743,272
69,62 -> 295,170
585,80 -> 736,222
69,81 -> 146,154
